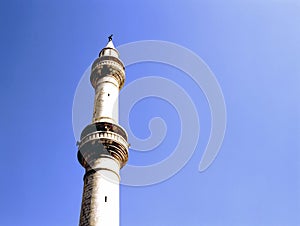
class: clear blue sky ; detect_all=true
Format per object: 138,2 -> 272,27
0,0 -> 299,225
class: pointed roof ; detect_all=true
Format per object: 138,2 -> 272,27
98,35 -> 119,58
105,39 -> 115,49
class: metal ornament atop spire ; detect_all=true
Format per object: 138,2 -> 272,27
108,34 -> 113,42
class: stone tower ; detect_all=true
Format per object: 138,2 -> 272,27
77,36 -> 129,226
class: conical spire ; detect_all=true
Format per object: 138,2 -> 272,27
98,34 -> 119,58
105,39 -> 115,49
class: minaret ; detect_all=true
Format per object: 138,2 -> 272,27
77,36 -> 129,226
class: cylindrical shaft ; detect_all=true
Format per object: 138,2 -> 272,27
92,76 -> 119,124
79,158 -> 120,226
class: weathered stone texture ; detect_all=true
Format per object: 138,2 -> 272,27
79,168 -> 119,226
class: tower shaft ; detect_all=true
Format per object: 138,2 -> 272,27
79,157 -> 120,226
77,39 -> 128,226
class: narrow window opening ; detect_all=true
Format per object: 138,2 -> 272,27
108,93 -> 110,96
105,196 -> 107,202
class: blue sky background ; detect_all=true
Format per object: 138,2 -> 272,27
0,0 -> 299,225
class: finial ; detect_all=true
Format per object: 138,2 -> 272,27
108,34 -> 113,42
